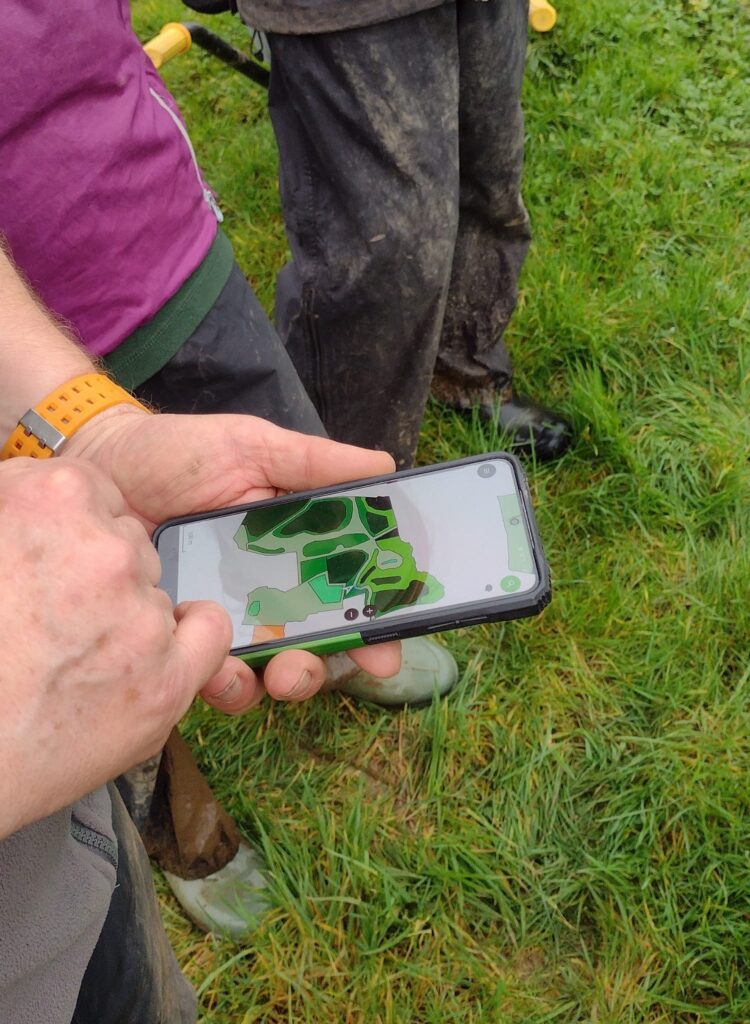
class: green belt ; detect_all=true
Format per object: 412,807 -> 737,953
104,229 -> 234,391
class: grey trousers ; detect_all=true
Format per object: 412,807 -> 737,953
0,785 -> 195,1024
72,786 -> 197,1024
265,0 -> 531,467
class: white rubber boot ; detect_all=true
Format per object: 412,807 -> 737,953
326,636 -> 459,707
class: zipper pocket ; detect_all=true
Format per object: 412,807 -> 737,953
149,86 -> 223,223
70,815 -> 118,870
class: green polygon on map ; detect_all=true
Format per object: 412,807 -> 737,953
233,495 -> 444,628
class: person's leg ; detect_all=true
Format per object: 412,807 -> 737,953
138,731 -> 268,938
432,0 -> 530,401
266,8 -> 460,469
115,748 -> 162,833
125,729 -> 240,879
433,0 -> 572,459
72,784 -> 197,1024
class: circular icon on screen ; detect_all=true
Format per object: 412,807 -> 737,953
500,575 -> 521,593
344,608 -> 359,621
477,464 -> 496,478
362,604 -> 377,618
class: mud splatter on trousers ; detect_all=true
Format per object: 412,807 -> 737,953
266,0 -> 531,467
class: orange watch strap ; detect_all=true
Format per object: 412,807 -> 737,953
1,373 -> 147,460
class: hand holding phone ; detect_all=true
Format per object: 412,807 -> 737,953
155,453 -> 550,667
62,409 -> 402,696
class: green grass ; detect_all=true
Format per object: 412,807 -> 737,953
133,1 -> 750,1020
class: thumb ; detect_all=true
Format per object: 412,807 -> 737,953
169,601 -> 234,714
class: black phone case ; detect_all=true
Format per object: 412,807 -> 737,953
153,452 -> 551,666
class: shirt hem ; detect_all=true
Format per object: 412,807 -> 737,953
103,230 -> 234,391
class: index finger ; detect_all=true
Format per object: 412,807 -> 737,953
345,640 -> 402,678
168,600 -> 233,716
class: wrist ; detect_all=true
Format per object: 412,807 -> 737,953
0,349 -> 92,442
0,241 -> 98,441
2,374 -> 151,463
60,402 -> 152,463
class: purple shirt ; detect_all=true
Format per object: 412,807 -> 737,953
0,1 -> 220,357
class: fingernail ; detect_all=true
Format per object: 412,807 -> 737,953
289,669 -> 313,699
215,673 -> 240,703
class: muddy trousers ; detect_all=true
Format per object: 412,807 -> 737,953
118,260 -> 325,880
265,0 -> 532,468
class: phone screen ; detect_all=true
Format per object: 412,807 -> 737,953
157,457 -> 540,651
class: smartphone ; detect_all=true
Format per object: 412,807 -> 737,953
154,453 -> 551,667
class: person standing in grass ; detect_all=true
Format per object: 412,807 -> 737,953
233,0 -> 573,468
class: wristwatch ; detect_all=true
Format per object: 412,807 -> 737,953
1,373 -> 146,460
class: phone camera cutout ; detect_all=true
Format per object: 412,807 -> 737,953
344,608 -> 359,621
477,464 -> 496,478
485,584 -> 493,591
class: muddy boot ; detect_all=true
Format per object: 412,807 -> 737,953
163,842 -> 269,938
432,375 -> 572,463
136,730 -> 269,938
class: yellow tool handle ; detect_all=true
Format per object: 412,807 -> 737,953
143,22 -> 192,70
529,0 -> 557,32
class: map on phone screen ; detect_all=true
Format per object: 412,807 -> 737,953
172,459 -> 538,649
233,494 -> 444,643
